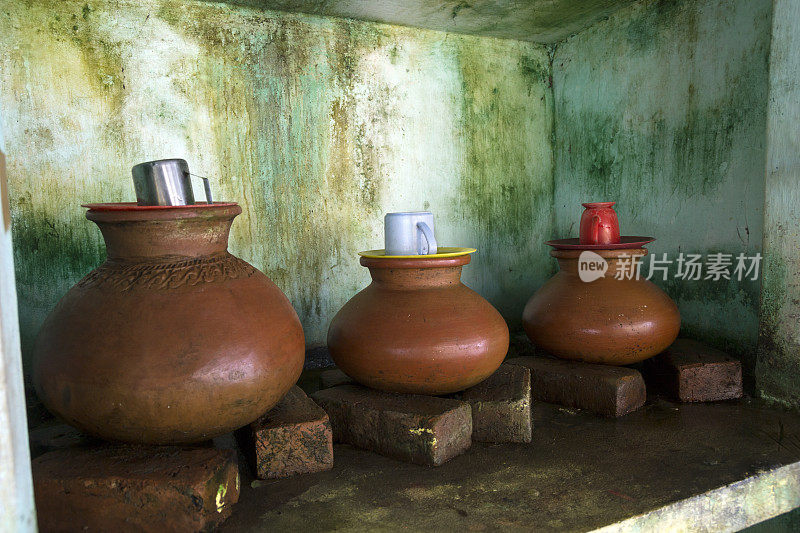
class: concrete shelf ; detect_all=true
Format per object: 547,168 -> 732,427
211,0 -> 637,43
221,398 -> 800,531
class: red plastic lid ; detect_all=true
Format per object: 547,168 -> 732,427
82,202 -> 238,211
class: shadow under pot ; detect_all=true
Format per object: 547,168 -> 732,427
327,254 -> 509,395
32,202 -> 305,445
522,248 -> 680,365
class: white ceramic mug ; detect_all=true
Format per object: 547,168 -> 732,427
384,211 -> 438,255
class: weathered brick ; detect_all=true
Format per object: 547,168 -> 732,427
312,384 -> 472,466
461,364 -> 532,443
644,339 -> 743,402
33,445 -> 239,533
506,356 -> 645,417
319,368 -> 355,389
242,386 -> 333,479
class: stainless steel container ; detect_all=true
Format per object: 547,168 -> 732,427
132,159 -> 194,206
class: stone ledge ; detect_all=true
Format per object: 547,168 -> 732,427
219,399 -> 800,532
592,462 -> 800,532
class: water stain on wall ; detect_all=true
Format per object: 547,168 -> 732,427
454,40 -> 555,325
757,0 -> 800,407
0,0 -> 554,382
552,0 -> 771,371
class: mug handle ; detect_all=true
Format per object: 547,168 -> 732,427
416,222 -> 437,255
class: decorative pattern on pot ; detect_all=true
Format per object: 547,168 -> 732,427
327,212 -> 509,395
32,202 -> 305,444
523,202 -> 680,366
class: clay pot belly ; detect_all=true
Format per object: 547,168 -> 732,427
328,255 -> 509,395
32,203 -> 305,444
35,272 -> 303,444
523,248 -> 680,365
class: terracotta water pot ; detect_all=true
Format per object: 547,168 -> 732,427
522,248 -> 680,365
327,254 -> 509,395
33,203 -> 305,444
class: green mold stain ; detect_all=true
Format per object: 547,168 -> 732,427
553,0 -> 770,364
518,55 -> 550,88
28,0 -> 127,118
454,39 -> 555,323
758,250 -> 788,344
625,0 -> 694,53
152,2 -> 401,339
4,0 -> 555,361
755,252 -> 798,402
10,199 -> 104,376
557,82 -> 766,199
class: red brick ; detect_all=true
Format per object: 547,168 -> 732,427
33,445 -> 239,532
312,384 -> 471,466
461,364 -> 532,443
506,356 -> 645,417
644,339 -> 743,402
319,368 -> 354,389
244,386 -> 333,479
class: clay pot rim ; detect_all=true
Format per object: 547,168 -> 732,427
550,247 -> 647,259
83,202 -> 242,222
360,254 -> 471,269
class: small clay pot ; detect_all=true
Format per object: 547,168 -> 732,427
327,254 -> 509,395
522,248 -> 680,365
33,203 -> 305,444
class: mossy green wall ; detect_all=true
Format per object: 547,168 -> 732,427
756,0 -> 800,407
552,0 -> 771,378
0,0 -> 554,375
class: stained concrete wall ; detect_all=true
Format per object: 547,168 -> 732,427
756,0 -> 800,406
8,0 -> 800,407
552,0 -> 771,377
0,0 -> 554,377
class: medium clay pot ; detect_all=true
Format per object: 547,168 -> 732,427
33,203 -> 305,444
522,248 -> 680,365
327,254 -> 509,395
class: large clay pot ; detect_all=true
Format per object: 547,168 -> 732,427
328,254 -> 509,395
522,248 -> 680,365
33,203 -> 305,444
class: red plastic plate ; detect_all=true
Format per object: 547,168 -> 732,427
81,202 -> 237,211
545,236 -> 655,250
